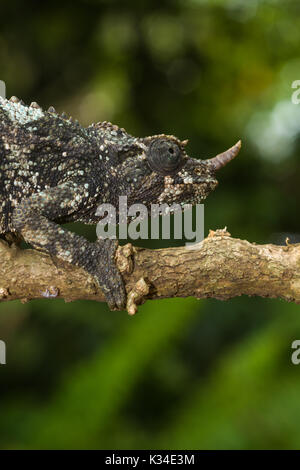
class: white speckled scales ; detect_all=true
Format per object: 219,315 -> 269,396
0,97 -> 44,125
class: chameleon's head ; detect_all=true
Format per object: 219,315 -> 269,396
120,134 -> 241,208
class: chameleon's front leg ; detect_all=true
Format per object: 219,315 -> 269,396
11,182 -> 126,310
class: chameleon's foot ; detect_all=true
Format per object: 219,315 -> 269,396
94,238 -> 127,311
102,269 -> 126,311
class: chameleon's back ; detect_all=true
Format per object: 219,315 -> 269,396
0,97 -> 100,233
0,97 -> 51,232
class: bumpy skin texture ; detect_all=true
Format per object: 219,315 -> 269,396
0,96 -> 238,310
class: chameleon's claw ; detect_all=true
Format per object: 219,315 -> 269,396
103,277 -> 126,311
93,239 -> 127,311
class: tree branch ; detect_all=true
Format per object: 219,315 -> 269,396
0,228 -> 299,314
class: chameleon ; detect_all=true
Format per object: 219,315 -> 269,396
0,95 -> 241,310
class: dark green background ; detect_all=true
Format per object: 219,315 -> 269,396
0,0 -> 300,449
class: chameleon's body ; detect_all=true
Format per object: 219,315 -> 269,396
0,96 -> 240,310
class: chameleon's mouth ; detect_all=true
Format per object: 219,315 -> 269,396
157,177 -> 218,206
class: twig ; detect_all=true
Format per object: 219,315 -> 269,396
0,228 -> 300,314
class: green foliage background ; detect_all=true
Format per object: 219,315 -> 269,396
0,0 -> 300,449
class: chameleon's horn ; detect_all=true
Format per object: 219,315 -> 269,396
205,140 -> 241,170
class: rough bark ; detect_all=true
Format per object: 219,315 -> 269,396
0,228 -> 299,314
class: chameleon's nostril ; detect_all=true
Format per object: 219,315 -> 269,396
193,167 -> 203,175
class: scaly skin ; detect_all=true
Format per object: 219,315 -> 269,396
0,96 -> 240,310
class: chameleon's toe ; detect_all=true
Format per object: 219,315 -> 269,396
95,261 -> 126,311
105,282 -> 126,311
94,239 -> 126,310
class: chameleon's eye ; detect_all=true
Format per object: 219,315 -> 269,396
147,139 -> 183,175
